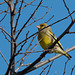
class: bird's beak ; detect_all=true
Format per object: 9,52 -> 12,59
36,25 -> 40,29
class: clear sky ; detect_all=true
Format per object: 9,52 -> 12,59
0,0 -> 75,75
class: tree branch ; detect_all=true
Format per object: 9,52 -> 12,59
0,51 -> 8,65
70,65 -> 75,75
15,0 -> 43,40
14,0 -> 24,32
0,27 -> 12,38
46,61 -> 54,75
17,11 -> 75,46
22,46 -> 75,74
63,60 -> 69,75
39,65 -> 49,75
63,0 -> 73,21
17,19 -> 75,75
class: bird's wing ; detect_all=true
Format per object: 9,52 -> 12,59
48,30 -> 64,50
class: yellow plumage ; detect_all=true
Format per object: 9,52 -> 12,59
36,23 -> 72,59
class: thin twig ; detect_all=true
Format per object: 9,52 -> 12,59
70,65 -> 75,75
18,49 -> 52,54
67,31 -> 75,34
0,1 -> 5,5
22,61 -> 46,66
0,52 -> 16,75
13,0 -> 19,13
46,61 -> 54,75
0,8 -> 9,22
17,11 -> 75,46
15,6 -> 52,33
15,0 -> 35,14
25,34 -> 36,52
14,0 -> 24,32
63,0 -> 73,21
13,31 -> 30,69
2,31 -> 12,43
15,0 -> 43,40
11,31 -> 30,67
15,35 -> 37,72
39,65 -> 49,75
22,46 -> 75,67
17,19 -> 75,74
0,13 -> 7,22
22,0 -> 49,10
17,18 -> 75,74
63,60 -> 69,75
0,51 -> 8,65
23,46 -> 75,74
26,6 -> 52,28
45,15 -> 54,23
0,7 -> 9,14
0,27 -> 12,38
17,31 -> 29,54
12,35 -> 37,70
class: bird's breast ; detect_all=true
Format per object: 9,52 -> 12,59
38,31 -> 53,50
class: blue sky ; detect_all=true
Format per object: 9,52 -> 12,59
0,0 -> 75,75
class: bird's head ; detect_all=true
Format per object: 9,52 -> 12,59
36,23 -> 48,30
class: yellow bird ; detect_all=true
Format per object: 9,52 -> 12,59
36,23 -> 72,60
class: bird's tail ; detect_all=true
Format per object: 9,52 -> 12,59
53,47 -> 72,60
63,51 -> 72,60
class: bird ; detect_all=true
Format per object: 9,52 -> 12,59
36,23 -> 72,60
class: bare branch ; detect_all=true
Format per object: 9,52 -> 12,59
0,7 -> 9,14
46,61 -> 54,75
0,13 -> 7,22
18,17 -> 75,73
13,0 -> 19,13
26,34 -> 36,52
0,7 -> 9,22
5,0 -> 15,74
63,0 -> 73,21
17,19 -> 75,75
22,0 -> 49,10
0,51 -> 8,65
25,6 -> 52,28
5,52 -> 18,75
45,15 -> 54,23
63,60 -> 69,75
15,6 -> 52,35
39,65 -> 49,75
12,54 -> 26,69
17,50 -> 51,54
11,35 -> 37,71
49,11 -> 75,27
15,35 -> 37,72
14,0 -> 24,32
15,0 -> 43,40
4,0 -> 9,5
5,0 -> 14,12
1,1 -> 75,75
22,61 -> 45,66
70,65 -> 75,75
67,31 -> 75,34
17,31 -> 29,54
17,11 -> 75,46
0,1 -> 5,5
23,46 -> 75,74
2,30 -> 12,43
15,0 -> 35,14
0,27 -> 12,38
12,34 -> 36,69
